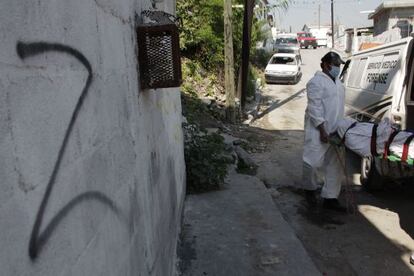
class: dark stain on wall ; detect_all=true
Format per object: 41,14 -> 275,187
167,157 -> 177,229
149,151 -> 160,186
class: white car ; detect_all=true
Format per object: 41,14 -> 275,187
264,53 -> 302,84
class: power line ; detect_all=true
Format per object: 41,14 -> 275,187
290,0 -> 363,6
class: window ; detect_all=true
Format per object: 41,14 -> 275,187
361,55 -> 383,91
340,60 -> 351,83
411,77 -> 414,101
357,52 -> 400,93
395,20 -> 413,38
410,58 -> 414,101
270,57 -> 296,65
277,48 -> 295,54
275,38 -> 298,44
348,58 -> 367,88
373,52 -> 400,94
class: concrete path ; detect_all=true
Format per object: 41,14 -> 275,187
178,168 -> 320,276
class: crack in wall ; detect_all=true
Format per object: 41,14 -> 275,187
0,61 -> 46,70
5,87 -> 34,192
93,0 -> 132,25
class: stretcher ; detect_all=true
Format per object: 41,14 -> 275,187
336,118 -> 414,179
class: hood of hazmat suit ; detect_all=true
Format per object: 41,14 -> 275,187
303,71 -> 345,167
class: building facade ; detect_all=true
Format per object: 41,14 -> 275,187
369,0 -> 414,37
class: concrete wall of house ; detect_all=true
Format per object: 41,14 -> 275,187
389,8 -> 414,37
373,7 -> 414,37
373,10 -> 391,36
0,0 -> 185,275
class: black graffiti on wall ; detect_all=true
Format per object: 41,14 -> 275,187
16,42 -> 118,260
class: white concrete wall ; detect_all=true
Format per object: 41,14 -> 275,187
373,10 -> 391,36
373,8 -> 414,37
0,0 -> 185,275
389,8 -> 414,37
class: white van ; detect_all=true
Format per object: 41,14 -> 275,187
340,36 -> 414,187
309,28 -> 328,47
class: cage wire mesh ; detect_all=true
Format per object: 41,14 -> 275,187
137,11 -> 181,89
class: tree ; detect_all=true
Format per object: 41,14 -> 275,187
177,0 -> 225,69
224,0 -> 236,122
177,0 -> 292,115
239,0 -> 291,111
177,0 -> 276,71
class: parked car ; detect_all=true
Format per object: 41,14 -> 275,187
274,35 -> 300,55
340,36 -> 414,188
265,53 -> 302,84
297,32 -> 318,49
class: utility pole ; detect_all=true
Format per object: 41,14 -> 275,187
240,0 -> 254,112
331,0 -> 334,48
224,0 -> 236,122
318,4 -> 320,29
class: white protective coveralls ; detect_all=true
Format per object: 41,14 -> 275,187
302,71 -> 345,199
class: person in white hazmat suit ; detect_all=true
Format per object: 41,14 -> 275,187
302,51 -> 346,212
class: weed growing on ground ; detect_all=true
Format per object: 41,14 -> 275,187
183,123 -> 229,193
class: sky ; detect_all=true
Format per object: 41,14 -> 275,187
268,0 -> 383,32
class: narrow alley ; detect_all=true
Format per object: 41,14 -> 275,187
3,1 -> 414,275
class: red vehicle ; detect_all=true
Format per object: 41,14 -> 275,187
297,32 -> 318,49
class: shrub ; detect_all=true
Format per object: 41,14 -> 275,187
183,123 -> 229,193
251,48 -> 273,69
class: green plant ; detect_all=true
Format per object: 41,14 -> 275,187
177,0 -> 224,70
183,124 -> 230,193
247,67 -> 256,97
245,64 -> 265,97
251,48 -> 273,69
177,0 -> 273,73
181,90 -> 206,123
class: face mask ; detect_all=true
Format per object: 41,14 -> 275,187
329,65 -> 341,79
